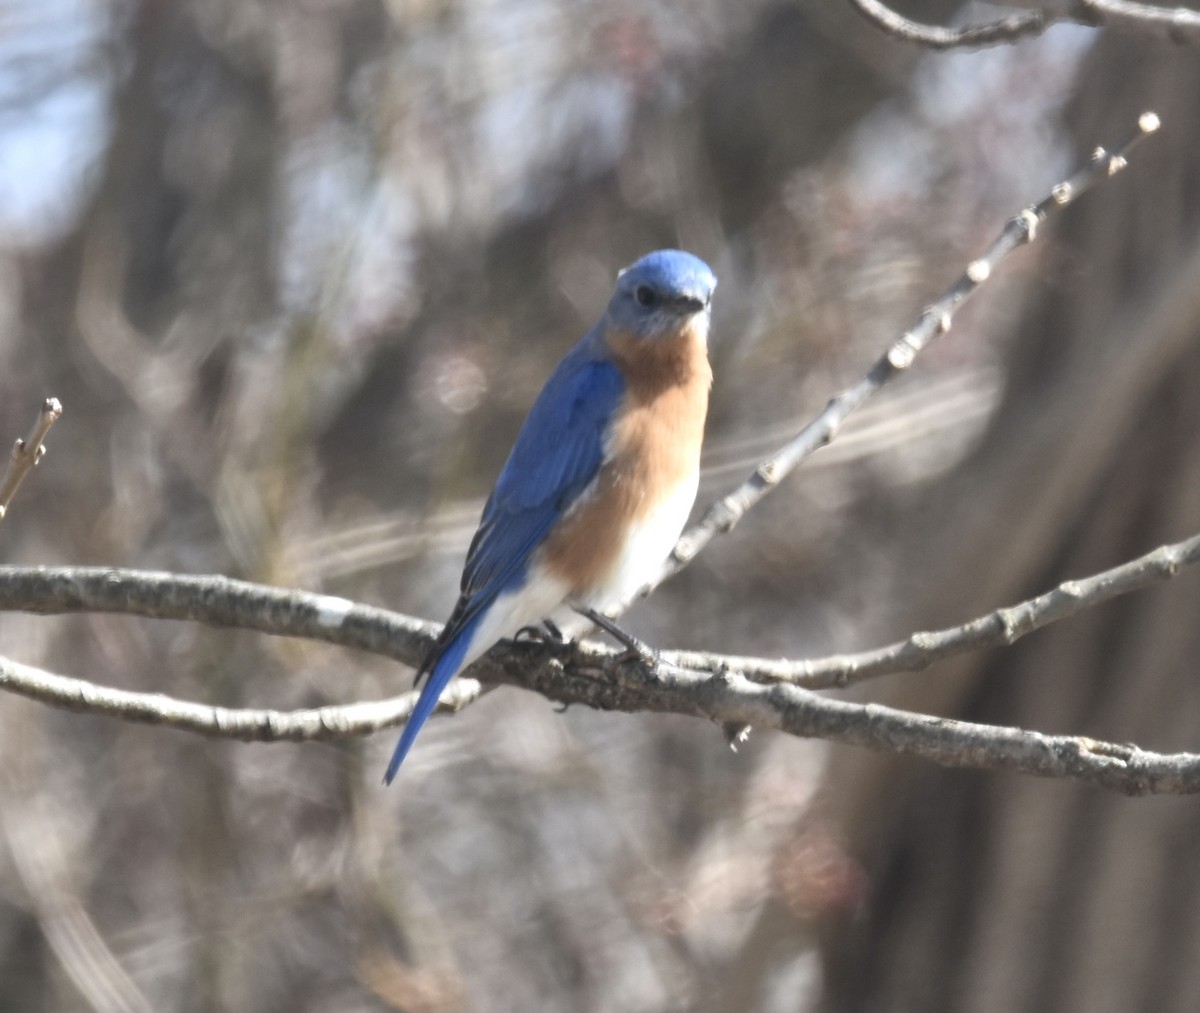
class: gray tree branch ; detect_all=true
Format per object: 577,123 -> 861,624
1,532 -> 1199,795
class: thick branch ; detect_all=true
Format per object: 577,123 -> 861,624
654,671 -> 1200,797
10,519 -> 1200,700
0,567 -> 432,664
0,398 -> 63,522
1,640 -> 1197,795
1,549 -> 1200,793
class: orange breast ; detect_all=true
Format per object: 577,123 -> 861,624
541,317 -> 712,596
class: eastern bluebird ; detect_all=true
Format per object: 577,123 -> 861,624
385,249 -> 716,782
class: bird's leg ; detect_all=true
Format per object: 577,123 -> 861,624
573,606 -> 659,671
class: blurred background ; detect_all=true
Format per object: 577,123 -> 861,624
1,0 -> 1199,1009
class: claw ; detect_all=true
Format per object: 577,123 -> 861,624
574,605 -> 659,675
613,641 -> 659,669
515,620 -> 571,646
513,624 -> 543,642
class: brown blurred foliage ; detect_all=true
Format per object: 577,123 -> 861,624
0,0 -> 1197,1011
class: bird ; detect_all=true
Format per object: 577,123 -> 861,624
385,249 -> 717,782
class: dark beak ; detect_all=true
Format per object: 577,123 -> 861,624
668,293 -> 708,314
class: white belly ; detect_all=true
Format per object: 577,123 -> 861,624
578,473 -> 698,610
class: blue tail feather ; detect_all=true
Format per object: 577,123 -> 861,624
383,615 -> 481,783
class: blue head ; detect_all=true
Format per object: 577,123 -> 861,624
606,250 -> 717,340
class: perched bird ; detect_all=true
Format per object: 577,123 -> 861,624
385,249 -> 716,782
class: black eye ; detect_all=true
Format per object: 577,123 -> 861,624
634,285 -> 657,308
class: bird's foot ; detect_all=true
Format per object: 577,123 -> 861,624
573,606 -> 660,675
514,619 -> 570,645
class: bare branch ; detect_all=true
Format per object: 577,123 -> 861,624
1,545 -> 1200,794
0,567 -> 433,663
850,0 -> 1200,49
666,530 -> 1200,687
8,526 -> 1197,722
849,0 -> 1049,49
0,652 -> 483,740
1,631 -> 1198,795
617,114 -> 1160,616
653,669 -> 1200,796
0,398 -> 63,523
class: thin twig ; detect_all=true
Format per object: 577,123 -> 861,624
618,113 -> 1161,614
0,398 -> 63,523
624,113 -> 1154,748
849,0 -> 1049,49
665,530 -> 1200,686
849,0 -> 1200,49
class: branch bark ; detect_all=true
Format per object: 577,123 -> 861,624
2,634 -> 1198,794
1,539 -> 1199,795
0,651 -> 483,741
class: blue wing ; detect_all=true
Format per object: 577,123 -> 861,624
463,342 -> 626,603
384,335 -> 626,781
